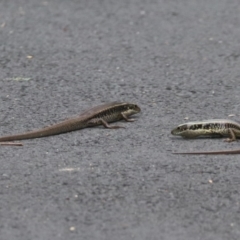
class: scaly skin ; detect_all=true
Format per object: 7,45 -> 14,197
0,102 -> 141,142
171,119 -> 240,154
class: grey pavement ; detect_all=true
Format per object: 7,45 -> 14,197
0,0 -> 240,239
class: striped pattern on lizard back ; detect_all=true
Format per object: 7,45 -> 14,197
171,119 -> 240,138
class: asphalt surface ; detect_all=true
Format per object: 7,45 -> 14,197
1,0 -> 240,239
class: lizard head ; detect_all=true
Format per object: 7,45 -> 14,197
171,122 -> 205,138
171,122 -> 208,138
171,123 -> 189,136
124,103 -> 141,116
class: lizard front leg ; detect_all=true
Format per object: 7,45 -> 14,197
224,128 -> 238,142
121,113 -> 135,122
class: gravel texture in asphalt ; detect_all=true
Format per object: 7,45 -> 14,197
1,0 -> 240,239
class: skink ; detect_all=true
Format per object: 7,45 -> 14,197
171,119 -> 240,154
0,102 -> 141,144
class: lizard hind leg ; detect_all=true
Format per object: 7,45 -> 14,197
87,118 -> 125,129
100,119 -> 125,129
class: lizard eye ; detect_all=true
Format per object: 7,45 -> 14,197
179,125 -> 187,131
177,127 -> 182,131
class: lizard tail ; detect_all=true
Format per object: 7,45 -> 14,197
172,149 -> 240,155
0,119 -> 85,142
